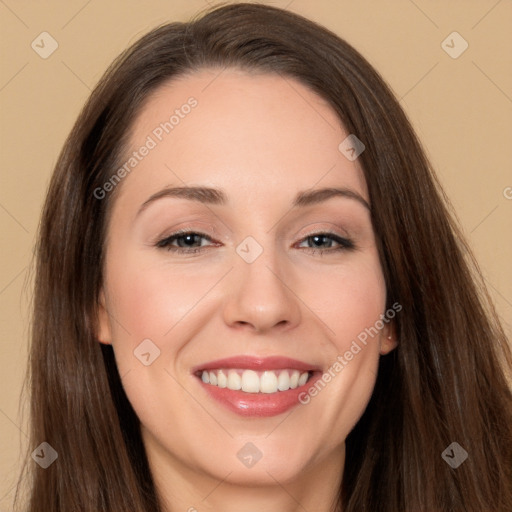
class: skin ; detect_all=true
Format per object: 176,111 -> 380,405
96,69 -> 397,512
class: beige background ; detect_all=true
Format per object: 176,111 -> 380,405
1,0 -> 511,508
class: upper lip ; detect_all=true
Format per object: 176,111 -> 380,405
191,355 -> 321,374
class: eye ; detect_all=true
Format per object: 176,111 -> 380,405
156,230 -> 217,254
296,232 -> 354,253
155,230 -> 354,255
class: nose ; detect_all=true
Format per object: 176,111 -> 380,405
222,247 -> 302,334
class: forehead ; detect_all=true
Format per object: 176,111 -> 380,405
118,68 -> 368,210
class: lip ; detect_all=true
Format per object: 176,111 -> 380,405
191,355 -> 321,374
191,355 -> 322,417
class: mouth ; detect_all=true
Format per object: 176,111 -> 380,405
191,356 -> 321,417
196,368 -> 312,393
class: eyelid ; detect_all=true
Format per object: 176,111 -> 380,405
151,222 -> 218,244
294,222 -> 352,243
295,230 -> 354,250
155,229 -> 218,249
298,226 -> 347,240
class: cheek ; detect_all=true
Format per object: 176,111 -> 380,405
294,253 -> 386,433
106,255 -> 222,341
103,251 -> 231,391
297,253 -> 386,351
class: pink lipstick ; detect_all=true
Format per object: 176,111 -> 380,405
192,356 -> 321,417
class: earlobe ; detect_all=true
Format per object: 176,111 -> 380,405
380,324 -> 398,355
96,289 -> 112,345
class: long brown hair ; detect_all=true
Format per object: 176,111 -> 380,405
16,3 -> 512,511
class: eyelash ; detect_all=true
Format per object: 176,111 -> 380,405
155,229 -> 355,255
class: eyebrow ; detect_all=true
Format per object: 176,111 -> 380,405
137,185 -> 370,217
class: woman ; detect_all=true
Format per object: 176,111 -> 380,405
16,3 -> 512,511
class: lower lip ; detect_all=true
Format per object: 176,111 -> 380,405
196,373 -> 321,417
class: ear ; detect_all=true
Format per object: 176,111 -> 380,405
96,288 -> 112,345
380,321 -> 398,355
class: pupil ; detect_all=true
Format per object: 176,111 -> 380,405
313,235 -> 326,247
181,234 -> 198,247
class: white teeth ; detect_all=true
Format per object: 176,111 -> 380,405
227,370 -> 242,390
298,372 -> 309,386
277,370 -> 290,391
241,370 -> 260,393
200,369 -> 311,394
260,371 -> 278,394
290,370 -> 300,389
217,369 -> 227,388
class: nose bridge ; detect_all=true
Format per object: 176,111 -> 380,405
222,234 -> 301,332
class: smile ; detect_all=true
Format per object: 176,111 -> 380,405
198,368 -> 311,393
192,355 -> 321,417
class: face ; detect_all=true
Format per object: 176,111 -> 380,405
97,69 -> 397,493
